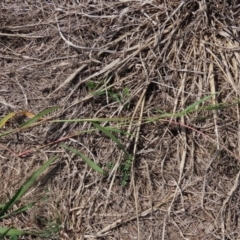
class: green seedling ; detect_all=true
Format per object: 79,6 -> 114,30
0,156 -> 58,238
86,81 -> 99,90
61,143 -> 106,175
87,79 -> 130,105
119,154 -> 133,186
106,162 -> 114,170
20,106 -> 59,128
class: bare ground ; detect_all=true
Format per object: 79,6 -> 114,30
1,1 -> 240,239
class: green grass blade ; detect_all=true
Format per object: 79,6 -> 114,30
0,156 -> 57,217
93,90 -> 105,96
0,112 -> 16,129
51,117 -> 130,123
104,126 -> 133,136
111,93 -> 121,103
37,222 -> 62,238
0,228 -> 11,239
180,94 -> 216,115
20,106 -> 59,128
0,202 -> 36,220
61,144 -> 105,175
0,203 -> 5,209
91,122 -> 128,155
10,236 -> 17,240
0,129 -> 15,138
0,228 -> 35,237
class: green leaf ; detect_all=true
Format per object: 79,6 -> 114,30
123,87 -> 129,97
0,228 -> 34,237
86,81 -> 98,90
111,93 -> 121,103
10,235 -> 18,240
92,122 -> 128,155
93,90 -> 105,96
181,94 -> 216,115
61,144 -> 105,175
104,126 -> 132,136
20,106 -> 59,128
0,112 -> 16,129
0,228 -> 11,239
0,202 -> 36,220
0,156 -> 57,217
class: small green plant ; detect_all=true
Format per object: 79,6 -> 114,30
36,217 -> 62,239
61,143 -> 106,175
119,154 -> 133,186
61,122 -> 131,177
87,81 -> 130,105
93,88 -> 124,104
86,81 -> 99,90
0,156 -> 58,239
1,94 -> 236,238
0,107 -> 61,239
106,162 -> 114,170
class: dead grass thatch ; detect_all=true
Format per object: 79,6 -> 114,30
1,0 -> 240,239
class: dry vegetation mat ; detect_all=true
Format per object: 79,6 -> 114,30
1,0 -> 240,239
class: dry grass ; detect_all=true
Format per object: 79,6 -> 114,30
1,0 -> 240,239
